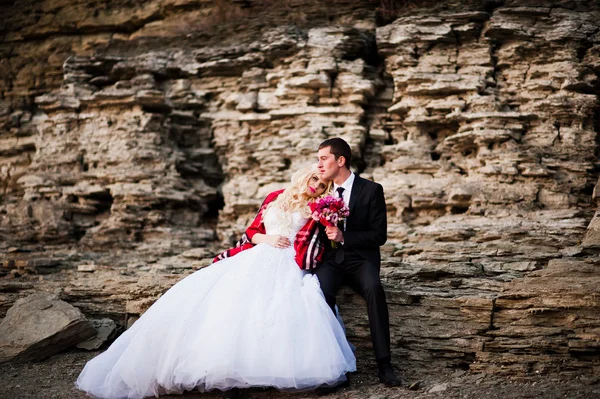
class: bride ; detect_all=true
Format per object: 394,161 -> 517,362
76,167 -> 356,399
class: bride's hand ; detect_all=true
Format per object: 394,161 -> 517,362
267,235 -> 291,248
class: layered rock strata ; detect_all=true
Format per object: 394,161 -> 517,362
0,0 -> 599,376
369,2 -> 600,374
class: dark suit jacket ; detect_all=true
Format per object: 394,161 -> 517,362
325,175 -> 387,267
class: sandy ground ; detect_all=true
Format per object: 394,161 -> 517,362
1,350 -> 599,399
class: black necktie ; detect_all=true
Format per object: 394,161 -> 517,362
336,186 -> 346,233
334,187 -> 346,263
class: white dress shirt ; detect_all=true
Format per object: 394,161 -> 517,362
333,172 -> 355,207
333,172 -> 355,240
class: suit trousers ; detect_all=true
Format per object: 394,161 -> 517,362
315,250 -> 391,364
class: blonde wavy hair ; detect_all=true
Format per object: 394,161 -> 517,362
267,167 -> 333,218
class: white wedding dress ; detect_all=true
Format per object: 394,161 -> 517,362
76,206 -> 356,399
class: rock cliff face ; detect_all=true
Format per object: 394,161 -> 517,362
1,0 -> 599,376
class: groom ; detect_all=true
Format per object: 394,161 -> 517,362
315,137 -> 401,388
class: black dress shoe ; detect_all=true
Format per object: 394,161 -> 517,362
315,374 -> 350,395
222,387 -> 240,399
378,363 -> 402,387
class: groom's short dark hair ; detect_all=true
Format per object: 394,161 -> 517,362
319,138 -> 352,169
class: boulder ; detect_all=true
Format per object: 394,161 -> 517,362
0,292 -> 95,363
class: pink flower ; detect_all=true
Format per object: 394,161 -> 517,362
309,195 -> 349,228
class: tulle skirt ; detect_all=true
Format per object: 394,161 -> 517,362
76,243 -> 356,399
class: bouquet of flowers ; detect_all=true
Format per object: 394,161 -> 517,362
309,195 -> 350,248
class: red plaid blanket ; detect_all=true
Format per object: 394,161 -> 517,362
213,190 -> 324,270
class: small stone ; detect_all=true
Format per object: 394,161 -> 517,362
429,383 -> 449,393
126,315 -> 139,330
76,318 -> 118,350
452,370 -> 467,378
77,264 -> 97,272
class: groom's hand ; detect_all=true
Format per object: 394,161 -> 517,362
325,226 -> 344,243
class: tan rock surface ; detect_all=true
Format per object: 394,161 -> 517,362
0,0 -> 599,377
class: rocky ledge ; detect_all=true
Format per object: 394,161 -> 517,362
0,0 -> 599,377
